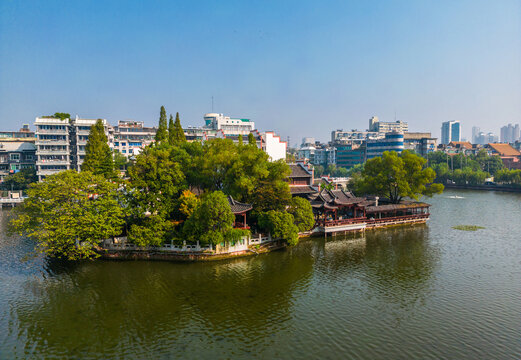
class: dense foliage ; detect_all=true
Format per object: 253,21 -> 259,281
11,106 -> 315,258
9,171 -> 125,260
427,150 -> 504,185
1,168 -> 37,190
494,169 -> 521,185
350,150 -> 444,203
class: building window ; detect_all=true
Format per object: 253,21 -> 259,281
10,153 -> 20,161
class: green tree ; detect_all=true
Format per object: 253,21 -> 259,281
258,210 -> 299,246
113,151 -> 128,172
287,197 -> 315,232
182,191 -> 243,246
128,215 -> 175,247
171,112 -> 186,144
9,171 -> 125,260
248,132 -> 256,145
168,114 -> 175,145
352,150 -> 444,203
1,168 -> 37,190
238,134 -> 243,145
155,106 -> 168,143
127,146 -> 186,220
178,190 -> 200,218
53,112 -> 70,120
81,119 -> 115,179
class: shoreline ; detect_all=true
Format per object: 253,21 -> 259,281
443,183 -> 521,193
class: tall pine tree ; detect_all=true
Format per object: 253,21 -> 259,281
82,119 -> 115,179
172,112 -> 186,144
155,106 -> 168,144
168,114 -> 175,145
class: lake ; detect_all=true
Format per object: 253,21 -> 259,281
0,189 -> 520,359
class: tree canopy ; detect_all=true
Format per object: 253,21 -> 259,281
350,150 -> 444,203
1,168 -> 37,190
9,171 -> 125,260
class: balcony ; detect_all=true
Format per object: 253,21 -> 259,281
36,160 -> 70,166
36,149 -> 68,155
36,140 -> 69,146
36,129 -> 68,135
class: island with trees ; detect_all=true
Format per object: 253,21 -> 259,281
9,107 -> 444,261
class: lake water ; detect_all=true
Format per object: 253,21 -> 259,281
0,189 -> 520,359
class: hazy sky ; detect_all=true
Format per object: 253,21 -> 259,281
1,0 -> 520,145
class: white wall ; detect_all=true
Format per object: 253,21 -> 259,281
262,132 -> 287,161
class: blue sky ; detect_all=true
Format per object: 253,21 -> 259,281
1,0 -> 520,144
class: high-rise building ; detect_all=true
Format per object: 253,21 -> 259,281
472,126 -> 480,144
441,121 -> 461,145
500,123 -> 520,143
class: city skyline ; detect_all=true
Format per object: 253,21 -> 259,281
1,0 -> 520,143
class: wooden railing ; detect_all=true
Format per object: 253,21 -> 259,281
317,214 -> 430,228
316,217 -> 367,227
366,214 -> 429,224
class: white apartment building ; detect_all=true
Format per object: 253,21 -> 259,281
34,116 -> 108,180
111,120 -> 157,158
203,113 -> 255,136
34,117 -> 71,180
369,116 -> 409,134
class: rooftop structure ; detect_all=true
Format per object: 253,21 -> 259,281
0,125 -> 35,141
203,113 -> 255,136
369,116 -> 408,134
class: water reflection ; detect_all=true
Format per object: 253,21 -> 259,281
11,250 -> 315,358
3,190 -> 520,359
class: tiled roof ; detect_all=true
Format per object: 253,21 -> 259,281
290,185 -> 318,195
487,143 -> 521,157
365,202 -> 430,213
227,196 -> 253,214
0,142 -> 36,152
309,189 -> 365,208
288,163 -> 312,178
449,141 -> 473,150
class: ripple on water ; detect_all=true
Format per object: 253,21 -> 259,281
1,190 -> 521,359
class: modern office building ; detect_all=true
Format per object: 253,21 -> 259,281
335,143 -> 365,168
441,121 -> 461,145
366,132 -> 404,159
369,116 -> 409,134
